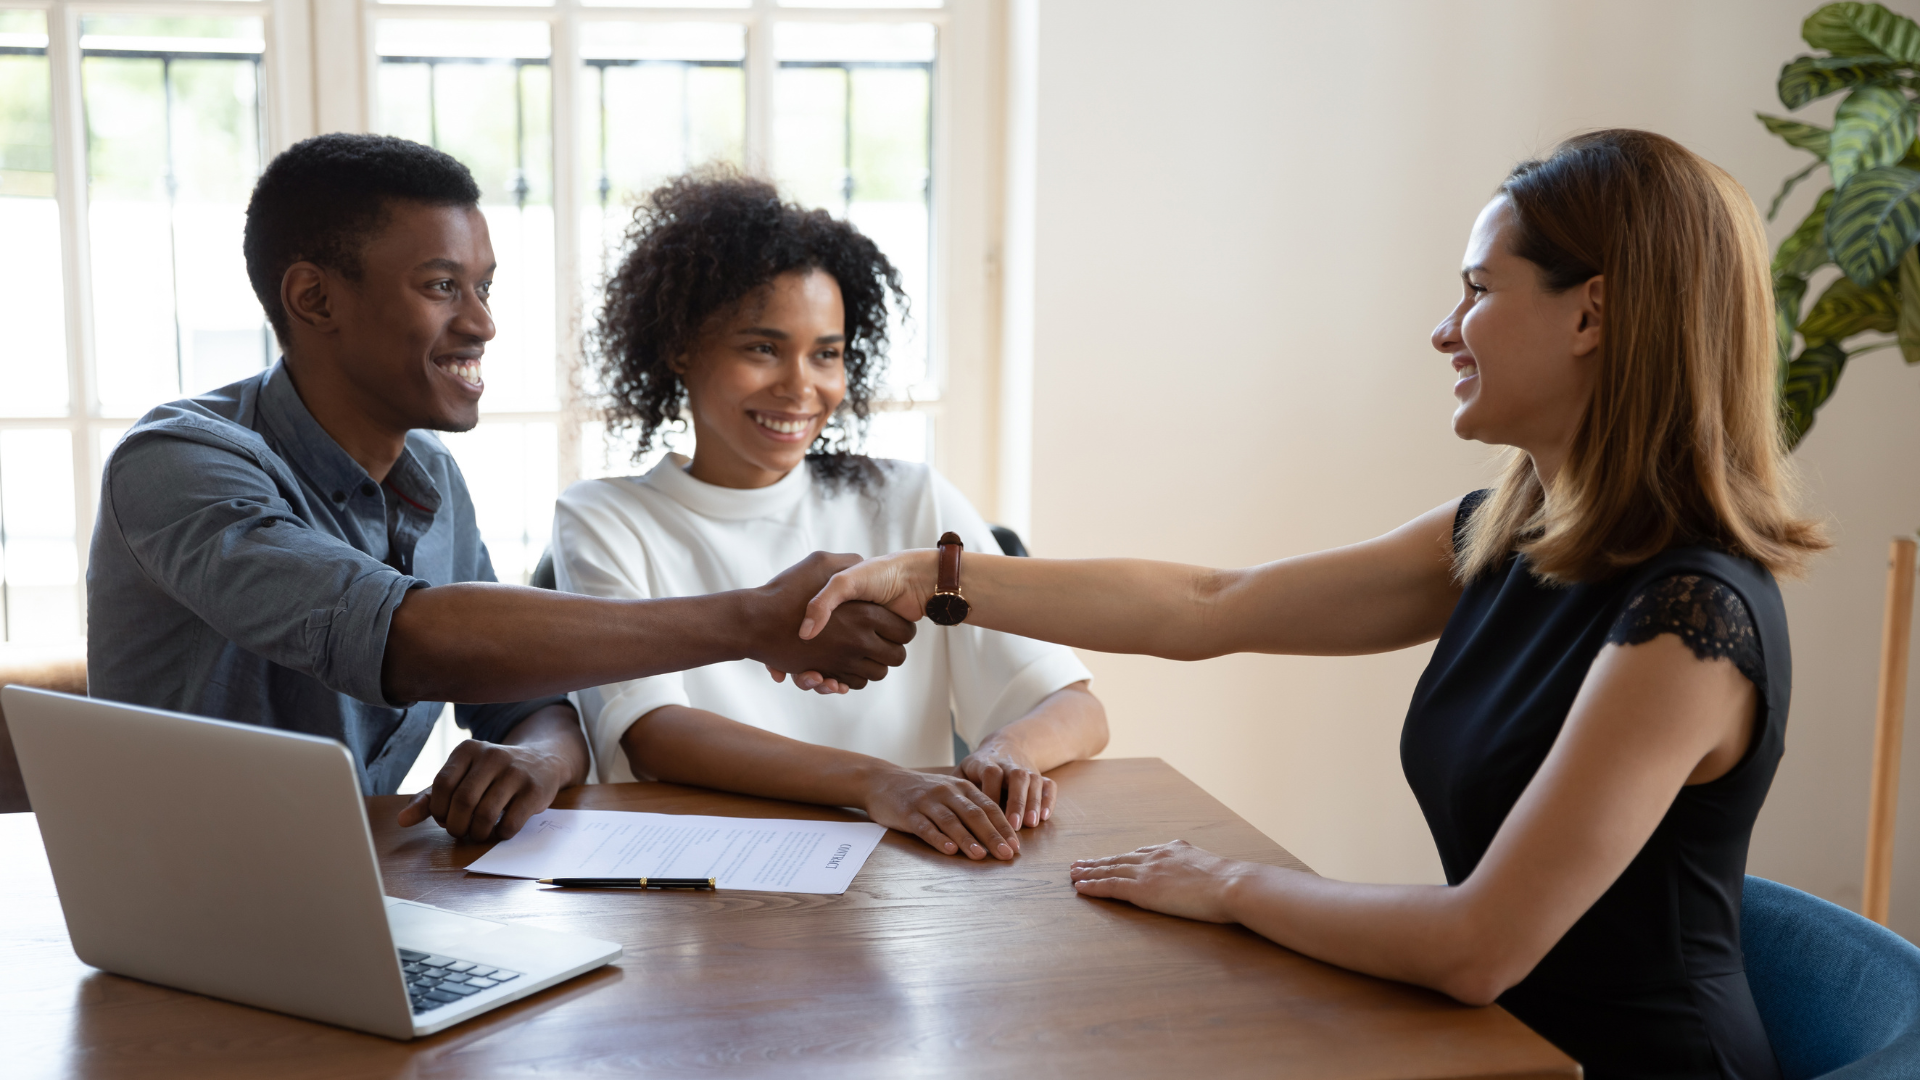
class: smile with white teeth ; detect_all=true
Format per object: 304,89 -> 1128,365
751,412 -> 814,435
440,358 -> 483,387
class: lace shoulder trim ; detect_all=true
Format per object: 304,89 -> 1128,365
1607,574 -> 1762,692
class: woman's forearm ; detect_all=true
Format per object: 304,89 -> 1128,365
620,704 -> 886,805
1220,864 -> 1524,1006
962,555 -> 1243,659
972,683 -> 1107,772
804,502 -> 1465,660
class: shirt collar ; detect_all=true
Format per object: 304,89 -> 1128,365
255,360 -> 440,516
641,452 -> 812,520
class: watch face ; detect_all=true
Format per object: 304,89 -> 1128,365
925,593 -> 970,626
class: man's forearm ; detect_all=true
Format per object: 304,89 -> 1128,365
383,583 -> 754,704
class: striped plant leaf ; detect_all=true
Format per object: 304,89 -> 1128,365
1802,3 -> 1920,65
1826,164 -> 1920,283
1780,341 -> 1850,447
1775,189 -> 1836,279
1900,244 -> 1920,364
1776,273 -> 1810,370
1828,86 -> 1917,189
1799,273 -> 1900,342
1759,113 -> 1833,157
1780,54 -> 1902,108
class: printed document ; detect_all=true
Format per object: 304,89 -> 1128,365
464,809 -> 887,895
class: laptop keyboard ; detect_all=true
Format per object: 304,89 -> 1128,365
398,948 -> 521,1014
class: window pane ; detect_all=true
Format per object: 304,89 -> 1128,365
579,22 -> 745,354
82,16 -> 269,418
0,14 -> 68,417
774,21 -> 934,62
1,429 -> 79,643
773,24 -> 934,398
376,21 -> 558,415
780,0 -> 941,7
436,423 -> 557,585
865,409 -> 927,463
580,0 -> 747,8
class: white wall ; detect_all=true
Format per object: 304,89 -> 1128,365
1025,0 -> 1920,934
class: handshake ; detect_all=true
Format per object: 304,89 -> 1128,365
746,551 -> 923,696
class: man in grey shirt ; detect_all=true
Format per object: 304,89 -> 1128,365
88,134 -> 917,843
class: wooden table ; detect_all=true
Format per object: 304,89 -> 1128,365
0,757 -> 1577,1079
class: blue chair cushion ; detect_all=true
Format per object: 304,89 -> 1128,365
1742,875 -> 1920,1079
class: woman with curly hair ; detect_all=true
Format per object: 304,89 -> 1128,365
800,130 -> 1825,1078
552,171 -> 1107,862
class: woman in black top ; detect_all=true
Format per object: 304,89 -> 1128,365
791,129 -> 1826,1079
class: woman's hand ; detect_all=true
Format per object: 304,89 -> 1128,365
1068,840 -> 1254,923
862,766 -> 1021,860
959,741 -> 1055,830
800,549 -> 938,639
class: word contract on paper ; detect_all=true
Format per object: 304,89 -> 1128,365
464,810 -> 886,895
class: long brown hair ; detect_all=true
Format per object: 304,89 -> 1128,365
1457,129 -> 1826,582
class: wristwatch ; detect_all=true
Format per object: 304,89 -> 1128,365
924,531 -> 970,626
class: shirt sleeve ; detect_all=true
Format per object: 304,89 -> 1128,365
551,483 -> 692,782
104,425 -> 425,708
1607,573 -> 1764,695
923,470 -> 1094,750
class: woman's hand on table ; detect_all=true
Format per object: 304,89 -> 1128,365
1068,840 -> 1256,923
959,741 -> 1055,831
862,766 -> 1021,861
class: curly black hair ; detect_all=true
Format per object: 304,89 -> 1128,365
244,133 -> 480,343
591,169 -> 908,490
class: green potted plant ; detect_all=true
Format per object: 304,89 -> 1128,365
1758,1 -> 1920,444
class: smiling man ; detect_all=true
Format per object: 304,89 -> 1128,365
86,133 -> 915,842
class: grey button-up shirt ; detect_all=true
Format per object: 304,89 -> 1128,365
87,362 -> 567,795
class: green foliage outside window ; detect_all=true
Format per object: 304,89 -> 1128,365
1759,2 -> 1920,446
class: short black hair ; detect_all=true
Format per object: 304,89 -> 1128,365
593,169 -> 907,491
243,133 -> 480,342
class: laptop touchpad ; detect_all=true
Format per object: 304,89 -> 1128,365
385,897 -> 510,953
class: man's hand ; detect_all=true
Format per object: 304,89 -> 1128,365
396,704 -> 589,842
862,766 -> 1022,861
397,739 -> 573,842
960,742 -> 1056,831
746,553 -> 917,690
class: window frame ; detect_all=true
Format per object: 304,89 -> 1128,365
334,0 -> 999,534
1,0 -> 1006,641
0,0 -> 314,639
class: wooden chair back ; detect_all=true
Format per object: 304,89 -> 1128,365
0,644 -> 89,814
1865,539 -> 1918,926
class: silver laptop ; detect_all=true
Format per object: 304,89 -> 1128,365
3,685 -> 621,1039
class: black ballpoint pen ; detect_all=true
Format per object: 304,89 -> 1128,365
536,877 -> 717,890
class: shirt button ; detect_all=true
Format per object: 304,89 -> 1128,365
331,490 -> 345,503
361,481 -> 378,498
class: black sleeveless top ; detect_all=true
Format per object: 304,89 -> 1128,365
1402,491 -> 1789,1080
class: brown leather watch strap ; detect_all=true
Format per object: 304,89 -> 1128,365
925,531 -> 970,626
937,531 -> 962,592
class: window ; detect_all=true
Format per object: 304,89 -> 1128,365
367,0 -> 951,589
0,0 -> 996,646
0,3 -> 279,643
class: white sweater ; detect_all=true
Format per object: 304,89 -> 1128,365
552,454 -> 1093,783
